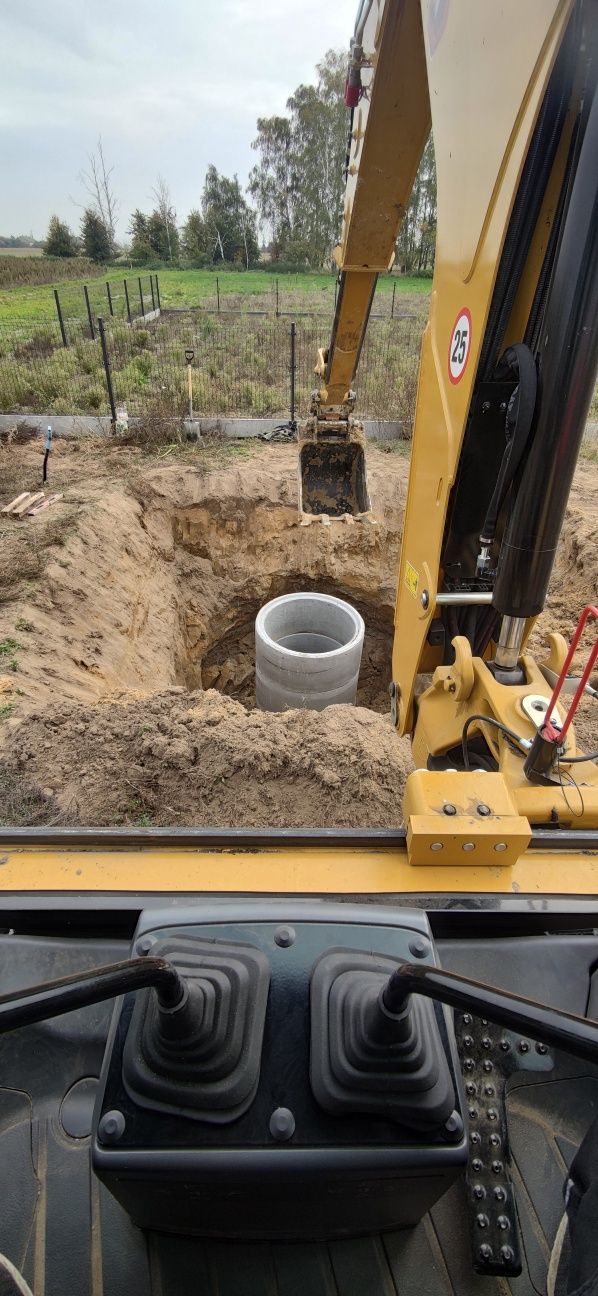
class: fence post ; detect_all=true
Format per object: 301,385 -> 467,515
334,277 -> 338,310
123,279 -> 132,324
391,281 -> 396,319
216,276 -> 220,313
106,281 -> 114,316
149,275 -> 156,311
53,289 -> 68,347
276,277 -> 280,317
290,321 -> 297,429
98,317 -> 117,428
138,276 -> 145,318
83,284 -> 95,341
154,274 -> 161,310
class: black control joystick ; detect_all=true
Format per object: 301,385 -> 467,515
311,951 -> 598,1137
310,949 -> 458,1133
123,936 -> 271,1122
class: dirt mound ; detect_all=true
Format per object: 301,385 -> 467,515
5,688 -> 412,827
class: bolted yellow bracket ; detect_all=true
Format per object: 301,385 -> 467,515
404,770 -> 531,868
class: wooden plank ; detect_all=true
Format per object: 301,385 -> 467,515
12,492 -> 44,517
1,491 -> 32,515
27,494 -> 63,517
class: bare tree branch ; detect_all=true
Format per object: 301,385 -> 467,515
79,137 -> 118,241
151,175 -> 176,262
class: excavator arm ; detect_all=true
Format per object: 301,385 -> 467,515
303,0 -> 598,837
299,0 -> 430,517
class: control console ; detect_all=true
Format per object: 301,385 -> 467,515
92,902 -> 466,1238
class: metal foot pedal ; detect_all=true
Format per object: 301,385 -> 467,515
457,1011 -> 553,1276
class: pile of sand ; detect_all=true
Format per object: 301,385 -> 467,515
5,688 -> 413,827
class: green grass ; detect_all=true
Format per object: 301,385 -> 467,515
0,266 -> 431,323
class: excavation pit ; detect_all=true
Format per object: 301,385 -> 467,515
0,441 -> 596,829
198,582 -> 392,712
0,447 -> 414,827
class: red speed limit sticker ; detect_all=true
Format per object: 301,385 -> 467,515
448,308 -> 472,384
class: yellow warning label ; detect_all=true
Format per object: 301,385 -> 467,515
405,561 -> 419,597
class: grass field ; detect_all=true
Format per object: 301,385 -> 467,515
0,247 -> 43,257
0,266 -> 432,323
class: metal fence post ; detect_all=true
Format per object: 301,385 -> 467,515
83,284 -> 95,340
276,278 -> 280,317
391,281 -> 396,319
138,276 -> 145,318
290,321 -> 297,429
150,275 -> 156,311
98,317 -> 117,427
124,279 -> 132,324
106,281 -> 114,316
154,274 -> 161,310
216,276 -> 220,313
53,289 -> 68,347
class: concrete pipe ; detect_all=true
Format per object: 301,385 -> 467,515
255,592 -> 365,712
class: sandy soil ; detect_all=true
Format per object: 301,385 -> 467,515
0,434 -> 595,827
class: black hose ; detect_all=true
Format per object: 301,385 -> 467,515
0,956 -> 184,1035
461,713 -> 527,770
479,344 -> 537,546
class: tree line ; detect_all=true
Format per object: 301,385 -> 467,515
43,51 -> 437,275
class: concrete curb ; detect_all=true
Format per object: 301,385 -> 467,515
0,414 -> 408,441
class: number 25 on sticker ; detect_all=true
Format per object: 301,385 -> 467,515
448,308 -> 472,384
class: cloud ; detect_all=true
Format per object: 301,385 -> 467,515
0,0 -> 356,236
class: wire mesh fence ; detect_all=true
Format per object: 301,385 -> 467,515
161,275 -> 427,321
53,274 -> 159,336
0,317 -> 110,414
2,310 -> 597,442
104,313 -> 423,423
0,312 -> 423,424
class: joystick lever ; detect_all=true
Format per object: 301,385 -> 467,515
310,951 -> 598,1136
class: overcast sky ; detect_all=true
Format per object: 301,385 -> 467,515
0,0 -> 357,241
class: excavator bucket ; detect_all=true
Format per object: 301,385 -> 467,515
299,436 -> 370,518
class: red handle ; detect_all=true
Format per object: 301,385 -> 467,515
544,604 -> 598,743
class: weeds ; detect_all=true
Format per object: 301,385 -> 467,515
0,637 -> 20,656
120,797 -> 154,827
0,509 -> 75,605
0,703 -> 15,720
370,437 -> 411,455
0,310 -> 425,424
112,392 -> 185,450
0,761 -> 63,825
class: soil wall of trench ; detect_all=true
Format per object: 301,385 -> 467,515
0,448 -> 415,826
0,445 -> 595,828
